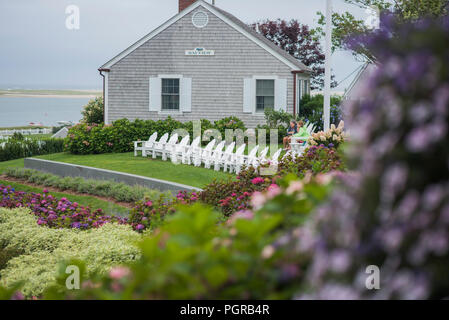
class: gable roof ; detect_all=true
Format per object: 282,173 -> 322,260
100,0 -> 312,72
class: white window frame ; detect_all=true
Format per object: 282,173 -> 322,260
252,75 -> 278,115
157,74 -> 184,115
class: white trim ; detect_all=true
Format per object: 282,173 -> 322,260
251,75 -> 278,80
192,11 -> 209,28
158,74 -> 184,79
104,72 -> 109,125
100,1 -> 304,71
157,75 -> 185,114
253,77 -> 277,115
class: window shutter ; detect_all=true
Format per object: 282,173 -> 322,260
275,79 -> 287,111
180,78 -> 192,113
243,78 -> 255,113
149,77 -> 161,112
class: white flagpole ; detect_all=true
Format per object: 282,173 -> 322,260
323,0 -> 332,131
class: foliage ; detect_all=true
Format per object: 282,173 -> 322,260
0,138 -> 64,162
262,109 -> 292,128
11,132 -> 25,141
128,191 -> 201,232
256,109 -> 292,144
200,146 -> 345,216
317,0 -> 449,62
65,116 -> 247,155
251,19 -> 337,89
0,208 -> 140,298
298,94 -> 342,131
290,14 -> 449,299
37,152 -> 230,189
39,176 -> 332,300
213,116 -> 246,138
81,97 -> 104,125
0,185 -> 127,230
308,121 -> 347,149
3,168 -> 167,204
276,145 -> 346,177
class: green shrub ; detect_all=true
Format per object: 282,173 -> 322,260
3,168 -> 170,204
0,138 -> 64,162
298,94 -> 342,131
213,116 -> 246,138
0,208 -> 141,298
81,97 -> 104,124
65,116 -> 247,155
39,176 -> 332,300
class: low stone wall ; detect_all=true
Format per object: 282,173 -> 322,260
24,158 -> 201,193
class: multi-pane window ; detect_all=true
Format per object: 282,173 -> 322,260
162,78 -> 180,111
303,80 -> 310,96
256,79 -> 275,112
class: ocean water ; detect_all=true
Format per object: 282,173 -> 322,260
0,97 -> 91,127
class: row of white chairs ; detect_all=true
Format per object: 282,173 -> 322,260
134,133 -> 283,174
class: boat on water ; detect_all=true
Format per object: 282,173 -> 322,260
56,121 -> 74,126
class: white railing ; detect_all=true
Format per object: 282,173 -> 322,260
0,128 -> 52,136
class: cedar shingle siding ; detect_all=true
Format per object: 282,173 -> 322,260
106,4 -> 310,128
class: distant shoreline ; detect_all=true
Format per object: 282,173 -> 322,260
0,89 -> 101,99
0,94 -> 99,99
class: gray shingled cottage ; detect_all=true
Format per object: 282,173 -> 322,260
98,0 -> 312,128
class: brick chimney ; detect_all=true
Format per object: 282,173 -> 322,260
179,0 -> 197,12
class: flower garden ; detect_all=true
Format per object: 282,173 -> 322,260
1,13 -> 449,300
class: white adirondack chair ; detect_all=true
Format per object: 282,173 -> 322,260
151,133 -> 169,159
230,143 -> 246,174
241,145 -> 259,170
134,132 -> 158,157
197,139 -> 216,167
171,135 -> 190,164
161,133 -> 179,161
214,142 -> 235,172
269,148 -> 283,166
182,136 -> 201,165
253,147 -> 269,168
205,140 -> 225,169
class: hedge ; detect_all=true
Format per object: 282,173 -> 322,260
0,208 -> 141,298
64,117 -> 252,155
0,139 -> 64,162
3,168 -> 171,203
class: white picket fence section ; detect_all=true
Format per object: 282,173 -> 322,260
0,128 -> 52,137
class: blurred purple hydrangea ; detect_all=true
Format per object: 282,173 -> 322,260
288,14 -> 449,299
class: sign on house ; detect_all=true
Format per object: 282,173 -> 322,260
185,48 -> 215,56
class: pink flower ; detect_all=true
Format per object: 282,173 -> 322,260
109,267 -> 130,280
286,181 -> 304,195
227,210 -> 255,225
267,184 -> 281,199
251,191 -> 266,210
145,201 -> 153,207
251,177 -> 265,185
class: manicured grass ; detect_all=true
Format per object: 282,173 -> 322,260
0,179 -> 129,217
0,158 -> 24,173
36,152 -> 233,188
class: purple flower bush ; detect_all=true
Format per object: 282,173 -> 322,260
0,185 -> 127,229
286,14 -> 449,299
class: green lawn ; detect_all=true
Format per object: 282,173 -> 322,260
0,179 -> 129,217
36,152 -> 233,188
0,158 -> 24,173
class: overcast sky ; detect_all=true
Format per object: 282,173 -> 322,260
0,0 -> 368,91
